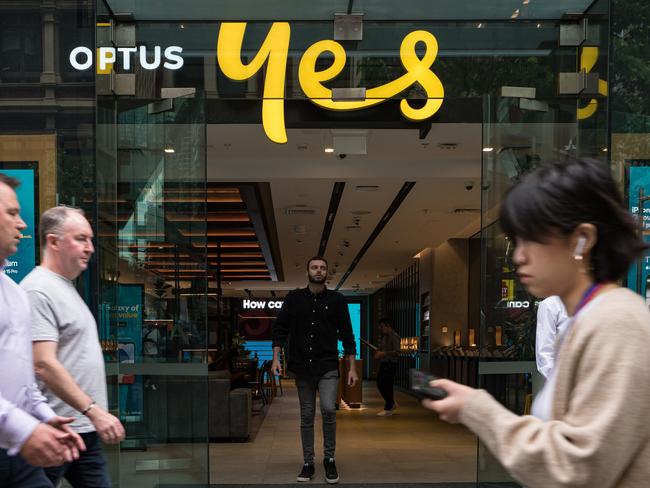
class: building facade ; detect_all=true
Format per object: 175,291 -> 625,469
1,1 -> 648,486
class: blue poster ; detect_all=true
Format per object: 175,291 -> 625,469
627,164 -> 650,299
2,169 -> 36,283
112,284 -> 144,418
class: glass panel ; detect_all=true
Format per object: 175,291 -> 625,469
97,81 -> 209,488
477,4 -> 609,484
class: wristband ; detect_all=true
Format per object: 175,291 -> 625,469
81,401 -> 96,416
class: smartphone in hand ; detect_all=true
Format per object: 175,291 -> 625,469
409,369 -> 448,401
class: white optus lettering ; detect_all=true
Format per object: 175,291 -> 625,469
68,45 -> 184,72
98,47 -> 116,71
117,47 -> 138,70
164,46 -> 184,70
69,47 -> 93,70
140,45 -> 161,70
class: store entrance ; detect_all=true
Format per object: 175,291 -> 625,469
95,3 -> 609,485
204,105 -> 483,485
101,90 -> 594,487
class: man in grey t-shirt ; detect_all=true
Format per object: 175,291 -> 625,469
21,206 -> 125,487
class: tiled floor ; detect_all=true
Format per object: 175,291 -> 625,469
210,381 -> 484,485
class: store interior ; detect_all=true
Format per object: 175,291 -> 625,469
99,109 -> 545,486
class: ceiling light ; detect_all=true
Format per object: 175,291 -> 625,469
482,147 -> 494,152
477,23 -> 483,28
511,8 -> 520,19
602,147 -> 608,152
522,0 -> 530,4
164,148 -> 175,153
324,147 -> 334,153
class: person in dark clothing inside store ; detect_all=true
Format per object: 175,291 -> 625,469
375,318 -> 401,416
272,256 -> 358,485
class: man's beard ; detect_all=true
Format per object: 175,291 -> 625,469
308,273 -> 326,284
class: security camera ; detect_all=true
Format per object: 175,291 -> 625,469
337,153 -> 347,159
464,181 -> 475,191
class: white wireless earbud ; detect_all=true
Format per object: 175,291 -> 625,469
573,236 -> 587,260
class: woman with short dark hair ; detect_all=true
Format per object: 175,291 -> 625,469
423,158 -> 650,488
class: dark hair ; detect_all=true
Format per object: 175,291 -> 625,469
499,158 -> 646,283
379,317 -> 393,328
306,256 -> 328,270
0,173 -> 20,190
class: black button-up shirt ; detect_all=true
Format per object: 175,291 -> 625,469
272,287 -> 357,378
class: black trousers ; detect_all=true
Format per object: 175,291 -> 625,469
376,362 -> 397,410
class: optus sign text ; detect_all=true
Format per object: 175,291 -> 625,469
71,22 -> 445,144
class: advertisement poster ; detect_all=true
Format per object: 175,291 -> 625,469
627,162 -> 650,302
1,168 -> 36,283
112,284 -> 144,418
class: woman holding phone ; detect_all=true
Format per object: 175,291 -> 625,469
423,158 -> 650,487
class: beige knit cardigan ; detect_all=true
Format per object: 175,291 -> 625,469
460,288 -> 650,488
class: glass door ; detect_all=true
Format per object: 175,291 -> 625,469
95,4 -> 210,486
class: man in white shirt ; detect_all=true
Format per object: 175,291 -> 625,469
0,174 -> 84,487
535,296 -> 570,379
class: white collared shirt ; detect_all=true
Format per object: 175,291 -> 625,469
535,296 -> 570,379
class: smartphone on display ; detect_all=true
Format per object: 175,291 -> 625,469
409,369 -> 448,401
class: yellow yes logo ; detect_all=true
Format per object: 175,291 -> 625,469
577,46 -> 608,121
218,22 -> 444,144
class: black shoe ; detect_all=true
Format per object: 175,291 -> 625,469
323,458 -> 339,484
297,463 -> 315,482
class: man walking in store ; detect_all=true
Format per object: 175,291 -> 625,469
0,174 -> 85,487
21,206 -> 125,487
375,318 -> 401,416
272,256 -> 358,484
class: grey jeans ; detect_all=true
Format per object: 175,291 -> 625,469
295,369 -> 339,464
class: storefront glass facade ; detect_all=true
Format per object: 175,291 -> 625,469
2,0 -> 648,486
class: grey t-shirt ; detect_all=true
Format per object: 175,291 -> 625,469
21,266 -> 108,433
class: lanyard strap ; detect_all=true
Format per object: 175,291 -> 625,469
574,283 -> 604,316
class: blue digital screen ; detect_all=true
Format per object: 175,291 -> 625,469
1,169 -> 36,283
628,164 -> 650,296
340,302 -> 361,359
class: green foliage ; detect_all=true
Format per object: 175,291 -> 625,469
611,0 -> 650,119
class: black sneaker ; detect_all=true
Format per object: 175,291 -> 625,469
323,458 -> 339,484
297,463 -> 314,482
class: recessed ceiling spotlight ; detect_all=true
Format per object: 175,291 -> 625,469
511,8 -> 520,19
482,147 -> 494,152
324,147 -> 334,153
164,148 -> 175,153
